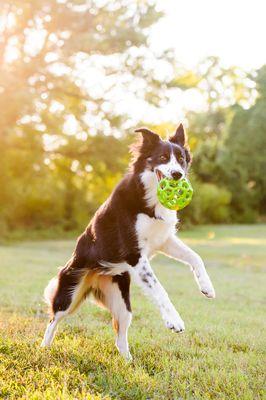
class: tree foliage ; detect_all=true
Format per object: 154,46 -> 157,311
0,1 -> 265,236
220,66 -> 266,220
0,0 -> 169,232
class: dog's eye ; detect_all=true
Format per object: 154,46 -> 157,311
178,156 -> 184,163
160,155 -> 168,162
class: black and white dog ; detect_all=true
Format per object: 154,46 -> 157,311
41,124 -> 215,360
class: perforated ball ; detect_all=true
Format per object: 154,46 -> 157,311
157,177 -> 193,210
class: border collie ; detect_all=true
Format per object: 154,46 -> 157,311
41,124 -> 215,360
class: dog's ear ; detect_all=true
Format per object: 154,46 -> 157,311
135,127 -> 160,147
169,123 -> 186,146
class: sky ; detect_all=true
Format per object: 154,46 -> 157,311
151,0 -> 266,71
7,0 -> 265,129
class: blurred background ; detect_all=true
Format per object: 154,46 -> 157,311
1,0 -> 266,239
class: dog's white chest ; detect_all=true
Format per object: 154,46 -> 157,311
136,212 -> 177,256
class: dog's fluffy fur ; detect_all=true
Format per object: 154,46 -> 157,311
41,124 -> 215,360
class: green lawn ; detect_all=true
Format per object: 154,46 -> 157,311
0,225 -> 265,399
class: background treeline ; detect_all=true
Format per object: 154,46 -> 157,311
0,0 -> 265,238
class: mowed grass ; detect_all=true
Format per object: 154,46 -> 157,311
0,225 -> 265,400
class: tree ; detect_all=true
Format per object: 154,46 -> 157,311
0,0 -> 174,232
221,65 -> 266,221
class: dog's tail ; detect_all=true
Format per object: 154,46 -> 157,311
44,276 -> 58,316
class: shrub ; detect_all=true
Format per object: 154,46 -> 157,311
181,180 -> 232,224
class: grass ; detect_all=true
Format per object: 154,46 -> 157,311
0,225 -> 265,399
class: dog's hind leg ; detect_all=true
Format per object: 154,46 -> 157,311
41,310 -> 66,347
41,257 -> 90,347
93,273 -> 132,361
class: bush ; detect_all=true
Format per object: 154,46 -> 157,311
181,180 -> 232,224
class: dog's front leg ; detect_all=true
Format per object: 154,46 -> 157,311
161,235 -> 215,298
131,256 -> 185,333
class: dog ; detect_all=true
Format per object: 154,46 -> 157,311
41,123 -> 215,360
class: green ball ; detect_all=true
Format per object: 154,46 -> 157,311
157,177 -> 193,210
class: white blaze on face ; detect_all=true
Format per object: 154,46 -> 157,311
156,151 -> 185,179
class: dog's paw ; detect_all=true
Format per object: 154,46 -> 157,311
124,352 -> 133,362
116,339 -> 132,362
119,350 -> 132,362
163,312 -> 185,333
165,319 -> 185,333
40,339 -> 50,348
198,275 -> 216,299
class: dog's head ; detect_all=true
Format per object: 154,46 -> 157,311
130,124 -> 191,182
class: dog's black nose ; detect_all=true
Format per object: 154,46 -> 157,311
172,171 -> 183,180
